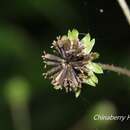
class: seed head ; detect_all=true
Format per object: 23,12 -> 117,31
42,29 -> 103,97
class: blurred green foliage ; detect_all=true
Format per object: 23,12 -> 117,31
4,77 -> 30,105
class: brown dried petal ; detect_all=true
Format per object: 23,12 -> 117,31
53,66 -> 67,86
44,61 -> 60,66
43,53 -> 63,62
69,67 -> 80,87
46,66 -> 61,76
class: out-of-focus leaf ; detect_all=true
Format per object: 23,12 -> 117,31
4,77 -> 30,105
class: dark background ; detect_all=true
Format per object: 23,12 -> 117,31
0,0 -> 130,130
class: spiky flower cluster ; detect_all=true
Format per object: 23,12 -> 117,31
42,29 -> 103,97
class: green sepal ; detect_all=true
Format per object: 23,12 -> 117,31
83,78 -> 96,87
68,29 -> 79,41
89,72 -> 98,84
91,63 -> 103,74
81,33 -> 95,54
86,62 -> 103,74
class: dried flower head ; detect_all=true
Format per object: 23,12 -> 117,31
42,29 -> 103,97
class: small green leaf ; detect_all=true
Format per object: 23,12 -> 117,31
75,89 -> 81,98
68,29 -> 79,41
81,33 -> 95,54
83,78 -> 96,87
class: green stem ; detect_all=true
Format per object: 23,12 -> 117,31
99,63 -> 130,77
11,103 -> 31,130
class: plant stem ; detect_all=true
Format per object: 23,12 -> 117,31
99,63 -> 130,77
11,102 -> 31,130
117,0 -> 130,26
